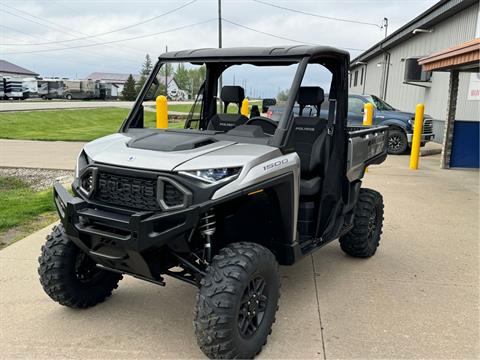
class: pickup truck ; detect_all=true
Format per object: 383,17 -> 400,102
267,94 -> 435,155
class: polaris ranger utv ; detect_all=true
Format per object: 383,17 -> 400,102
38,46 -> 388,359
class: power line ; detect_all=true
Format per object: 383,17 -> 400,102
0,4 -> 145,55
222,18 -> 365,52
252,0 -> 382,28
2,0 -> 198,46
0,25 -> 140,66
3,19 -> 217,55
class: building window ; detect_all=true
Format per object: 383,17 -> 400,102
349,73 -> 352,87
354,70 -> 358,87
360,67 -> 364,85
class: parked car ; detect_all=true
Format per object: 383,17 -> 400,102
338,94 -> 434,155
267,94 -> 434,155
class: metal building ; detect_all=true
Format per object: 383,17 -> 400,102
349,0 -> 479,168
0,59 -> 39,78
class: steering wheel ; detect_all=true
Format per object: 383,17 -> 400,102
246,116 -> 278,136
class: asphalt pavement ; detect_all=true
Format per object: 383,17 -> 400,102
0,152 -> 478,359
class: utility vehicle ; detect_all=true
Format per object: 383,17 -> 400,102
38,46 -> 388,359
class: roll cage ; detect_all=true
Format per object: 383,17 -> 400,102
120,45 -> 350,152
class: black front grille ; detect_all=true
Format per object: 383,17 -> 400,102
163,182 -> 184,207
423,119 -> 433,133
96,172 -> 159,211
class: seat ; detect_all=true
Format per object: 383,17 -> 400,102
207,86 -> 248,132
293,86 -> 327,197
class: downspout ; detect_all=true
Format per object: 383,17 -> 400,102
362,64 -> 367,95
383,50 -> 391,100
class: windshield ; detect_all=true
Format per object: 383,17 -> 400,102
369,95 -> 396,111
123,58 -> 333,139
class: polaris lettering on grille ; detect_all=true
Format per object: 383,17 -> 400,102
98,179 -> 155,197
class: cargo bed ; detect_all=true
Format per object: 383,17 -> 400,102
346,125 -> 389,181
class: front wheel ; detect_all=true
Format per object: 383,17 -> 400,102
387,129 -> 408,155
340,188 -> 384,258
38,225 -> 122,309
194,242 -> 280,359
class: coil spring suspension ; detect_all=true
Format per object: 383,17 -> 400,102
199,211 -> 216,262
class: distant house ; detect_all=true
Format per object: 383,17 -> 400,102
86,72 -> 186,100
86,72 -> 141,98
0,60 -> 39,78
159,75 -> 187,100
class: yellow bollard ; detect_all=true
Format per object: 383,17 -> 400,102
156,95 -> 168,129
240,98 -> 249,117
363,103 -> 374,173
409,103 -> 425,170
363,102 -> 374,126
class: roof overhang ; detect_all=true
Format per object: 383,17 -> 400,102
418,38 -> 480,72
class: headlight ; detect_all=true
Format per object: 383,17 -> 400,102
74,151 -> 92,178
179,167 -> 242,184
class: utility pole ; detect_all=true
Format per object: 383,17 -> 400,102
383,18 -> 388,38
218,0 -> 223,112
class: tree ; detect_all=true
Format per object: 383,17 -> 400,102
174,63 -> 190,91
141,54 -> 153,76
277,89 -> 289,101
136,54 -> 153,95
122,74 -> 137,101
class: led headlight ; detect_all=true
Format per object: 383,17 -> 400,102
179,167 -> 241,184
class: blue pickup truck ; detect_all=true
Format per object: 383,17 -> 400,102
266,94 -> 435,155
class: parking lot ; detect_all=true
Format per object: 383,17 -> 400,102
0,152 -> 478,359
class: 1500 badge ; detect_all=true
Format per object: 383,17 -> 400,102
263,158 -> 288,171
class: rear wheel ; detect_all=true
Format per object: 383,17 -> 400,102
340,188 -> 384,258
194,242 -> 280,359
38,225 -> 122,309
388,128 -> 408,155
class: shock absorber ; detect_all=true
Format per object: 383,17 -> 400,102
199,211 -> 216,262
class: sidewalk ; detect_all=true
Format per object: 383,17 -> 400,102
0,153 -> 478,359
0,139 -> 84,170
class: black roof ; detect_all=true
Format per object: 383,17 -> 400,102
159,45 -> 349,63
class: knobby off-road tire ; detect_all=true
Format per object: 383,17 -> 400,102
387,129 -> 408,155
38,224 -> 122,309
194,242 -> 280,359
340,188 -> 384,258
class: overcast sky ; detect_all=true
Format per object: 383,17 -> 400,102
1,0 -> 438,95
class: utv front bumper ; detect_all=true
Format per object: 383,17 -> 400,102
53,181 -> 202,278
53,174 -> 302,280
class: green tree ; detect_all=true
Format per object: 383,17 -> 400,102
141,54 -> 153,76
136,54 -> 153,95
188,65 -> 206,98
277,89 -> 289,101
174,63 -> 190,91
122,74 -> 137,101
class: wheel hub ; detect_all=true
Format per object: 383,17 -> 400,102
238,276 -> 268,338
388,135 -> 402,150
74,252 -> 101,283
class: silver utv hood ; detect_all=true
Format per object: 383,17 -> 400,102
83,133 -> 237,172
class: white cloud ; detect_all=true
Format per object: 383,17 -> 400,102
1,0 -> 438,82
